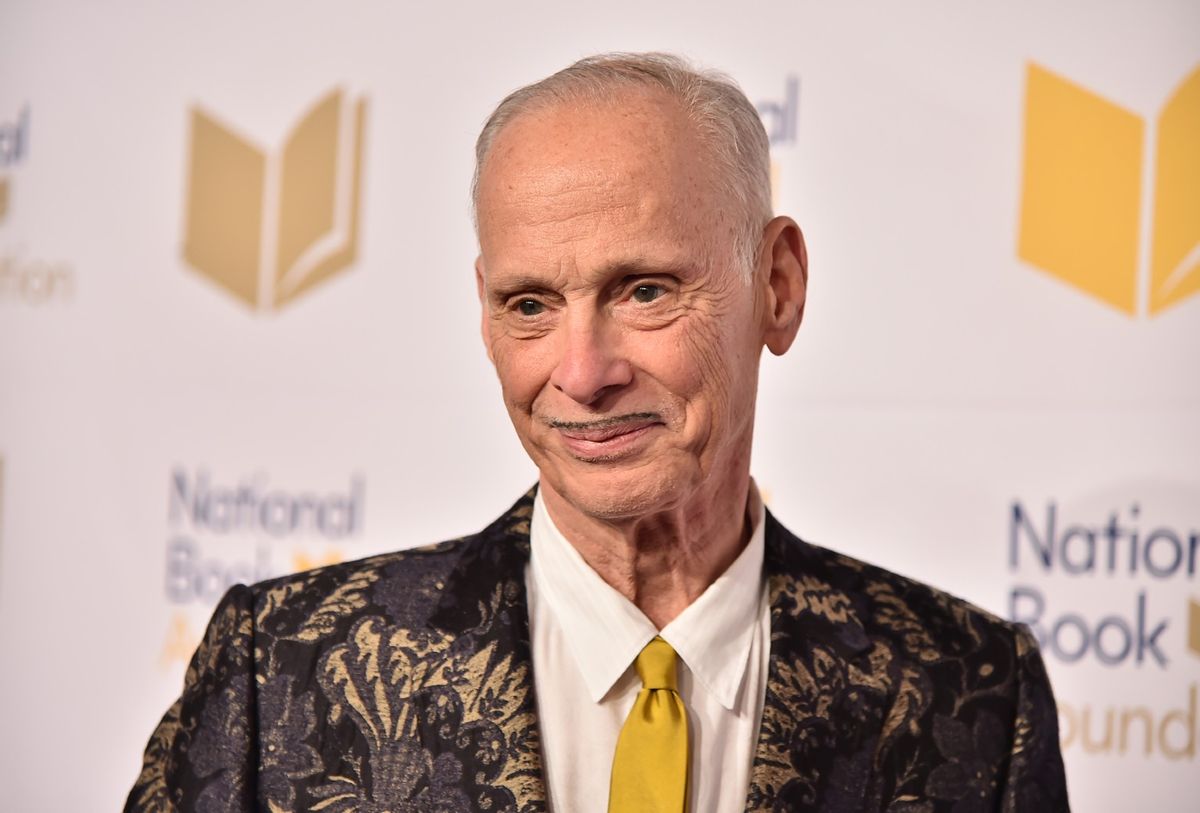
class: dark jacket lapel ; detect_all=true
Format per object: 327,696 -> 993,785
441,497 -> 885,812
744,511 -> 889,812
425,490 -> 548,812
428,496 -> 895,812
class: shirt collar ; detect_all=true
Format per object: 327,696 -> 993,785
529,485 -> 766,710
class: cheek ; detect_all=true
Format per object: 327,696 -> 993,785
638,316 -> 737,413
688,325 -> 737,407
675,306 -> 759,421
491,337 -> 555,413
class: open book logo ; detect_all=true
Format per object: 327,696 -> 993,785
183,89 -> 366,311
1018,63 -> 1199,317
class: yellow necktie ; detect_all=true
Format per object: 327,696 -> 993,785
608,636 -> 689,813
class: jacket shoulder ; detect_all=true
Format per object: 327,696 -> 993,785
253,533 -> 478,597
242,490 -> 536,637
242,532 -> 495,639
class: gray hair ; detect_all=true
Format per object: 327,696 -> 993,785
472,52 -> 773,276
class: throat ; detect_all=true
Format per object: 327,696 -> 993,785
539,477 -> 758,628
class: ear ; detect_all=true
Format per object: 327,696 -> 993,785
475,256 -> 496,365
758,216 -> 808,356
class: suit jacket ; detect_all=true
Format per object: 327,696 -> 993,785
127,490 -> 1069,812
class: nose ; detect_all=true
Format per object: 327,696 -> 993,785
549,308 -> 633,405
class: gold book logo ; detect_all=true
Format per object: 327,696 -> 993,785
0,177 -> 9,223
1018,63 -> 1200,317
183,89 -> 366,311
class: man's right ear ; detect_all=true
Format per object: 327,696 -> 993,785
475,256 -> 496,365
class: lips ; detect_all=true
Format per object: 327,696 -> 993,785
558,419 -> 658,443
553,417 -> 662,459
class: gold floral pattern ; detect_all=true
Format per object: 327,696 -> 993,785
127,491 -> 1068,812
744,532 -> 1068,811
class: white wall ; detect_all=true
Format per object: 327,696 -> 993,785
0,1 -> 1197,809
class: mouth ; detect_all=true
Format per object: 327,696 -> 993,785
548,413 -> 663,461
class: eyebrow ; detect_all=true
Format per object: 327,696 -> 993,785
603,257 -> 696,279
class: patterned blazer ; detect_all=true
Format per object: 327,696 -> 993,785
127,490 -> 1069,812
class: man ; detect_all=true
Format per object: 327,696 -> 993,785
128,53 -> 1069,812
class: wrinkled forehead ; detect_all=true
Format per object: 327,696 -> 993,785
475,91 -> 735,258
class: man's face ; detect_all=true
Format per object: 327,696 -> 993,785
475,90 -> 767,520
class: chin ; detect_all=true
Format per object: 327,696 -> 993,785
547,460 -> 694,521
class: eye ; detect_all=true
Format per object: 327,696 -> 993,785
516,298 -> 545,316
631,284 -> 665,304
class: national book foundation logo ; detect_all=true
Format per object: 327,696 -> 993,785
183,88 -> 366,312
159,466 -> 365,667
1007,497 -> 1200,759
1018,63 -> 1200,317
0,105 -> 75,306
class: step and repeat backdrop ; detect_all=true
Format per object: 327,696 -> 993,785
1,1 -> 1197,809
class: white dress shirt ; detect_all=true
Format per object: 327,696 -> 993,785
525,487 -> 771,813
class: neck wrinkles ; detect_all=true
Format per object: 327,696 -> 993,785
539,468 -> 756,629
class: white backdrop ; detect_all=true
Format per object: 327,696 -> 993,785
1,1 -> 1197,809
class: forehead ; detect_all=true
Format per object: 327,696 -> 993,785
476,90 -> 732,268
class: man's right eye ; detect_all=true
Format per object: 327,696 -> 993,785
517,299 -> 544,316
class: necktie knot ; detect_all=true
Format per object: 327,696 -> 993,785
636,636 -> 679,691
611,635 -> 689,812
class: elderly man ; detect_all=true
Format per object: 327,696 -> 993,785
128,53 -> 1069,812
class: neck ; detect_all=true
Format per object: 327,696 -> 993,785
540,469 -> 757,629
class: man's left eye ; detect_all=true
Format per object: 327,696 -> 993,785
631,284 -> 664,303
517,299 -> 545,316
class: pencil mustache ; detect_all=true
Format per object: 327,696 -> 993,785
545,412 -> 661,431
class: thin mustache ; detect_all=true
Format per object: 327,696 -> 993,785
545,412 -> 661,431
